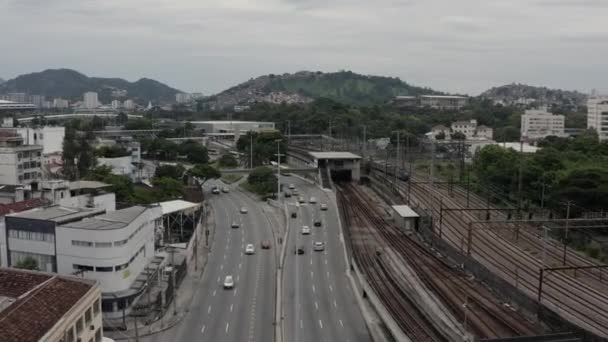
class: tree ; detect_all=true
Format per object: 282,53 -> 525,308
178,140 -> 209,164
218,153 -> 238,168
188,164 -> 221,185
125,118 -> 153,130
95,145 -> 129,158
63,120 -> 96,180
155,164 -> 186,180
247,166 -> 277,194
15,257 -> 38,270
152,177 -> 184,200
435,132 -> 446,140
451,131 -> 466,140
237,131 -> 285,167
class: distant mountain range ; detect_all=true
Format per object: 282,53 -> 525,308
480,83 -> 587,107
202,70 -> 442,109
0,69 -> 181,104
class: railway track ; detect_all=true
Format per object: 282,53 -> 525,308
337,183 -> 448,342
398,177 -> 608,338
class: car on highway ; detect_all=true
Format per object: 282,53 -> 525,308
320,203 -> 328,211
222,187 -> 229,193
313,241 -> 325,251
284,191 -> 292,198
313,219 -> 322,227
298,196 -> 306,203
245,244 -> 255,255
261,240 -> 271,249
212,187 -> 220,194
301,226 -> 311,235
288,184 -> 295,190
240,207 -> 248,214
292,189 -> 299,195
291,212 -> 297,218
309,197 -> 317,203
231,221 -> 240,228
224,275 -> 234,289
295,246 -> 305,255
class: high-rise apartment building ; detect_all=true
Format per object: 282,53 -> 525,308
123,99 -> 135,110
0,129 -> 43,185
83,92 -> 99,109
587,95 -> 608,141
53,98 -> 69,109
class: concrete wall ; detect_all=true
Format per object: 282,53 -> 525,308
17,126 -> 65,154
59,193 -> 116,212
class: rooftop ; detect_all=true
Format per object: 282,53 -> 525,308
8,205 -> 104,224
0,199 -> 46,217
392,205 -> 420,218
0,185 -> 23,194
189,120 -> 274,125
308,151 -> 362,160
420,95 -> 467,99
158,200 -> 200,215
0,268 -> 95,342
69,180 -> 112,191
61,206 -> 147,230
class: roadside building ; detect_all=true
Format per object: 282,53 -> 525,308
476,125 -> 494,140
84,92 -> 100,109
451,119 -> 478,138
190,120 -> 276,134
520,109 -> 565,141
0,129 -> 43,186
420,95 -> 467,110
391,205 -> 419,231
393,95 -> 418,107
16,126 -> 65,155
587,95 -> 608,141
431,125 -> 450,139
0,100 -> 36,112
0,267 -> 103,342
53,98 -> 70,109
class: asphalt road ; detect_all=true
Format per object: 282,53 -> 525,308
282,176 -> 371,342
147,181 -> 275,342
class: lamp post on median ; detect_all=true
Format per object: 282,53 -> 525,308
276,139 -> 282,202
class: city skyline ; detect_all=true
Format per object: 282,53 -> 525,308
1,0 -> 607,95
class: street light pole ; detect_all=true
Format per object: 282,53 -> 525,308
250,133 -> 253,169
276,140 -> 282,202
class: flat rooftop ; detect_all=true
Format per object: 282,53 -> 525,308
0,268 -> 95,342
189,120 -> 274,125
69,180 -> 112,191
420,95 -> 466,99
309,151 -> 362,160
61,206 -> 147,230
8,206 -> 105,224
392,205 -> 420,218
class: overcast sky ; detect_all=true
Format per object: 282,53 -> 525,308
1,0 -> 607,95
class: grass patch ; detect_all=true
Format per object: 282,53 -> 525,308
221,174 -> 243,184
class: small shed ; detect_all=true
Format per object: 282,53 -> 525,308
391,205 -> 419,231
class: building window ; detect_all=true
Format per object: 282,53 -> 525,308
66,326 -> 75,342
76,317 -> 83,334
85,307 -> 92,325
95,329 -> 102,342
115,263 -> 128,271
95,266 -> 113,272
101,300 -> 114,313
95,242 -> 112,248
114,239 -> 128,247
72,240 -> 93,247
93,299 -> 100,316
73,264 -> 94,272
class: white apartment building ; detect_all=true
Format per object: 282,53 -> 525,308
16,126 -> 65,155
123,99 -> 135,110
176,93 -> 192,103
451,119 -> 478,138
587,95 -> 608,141
4,205 -> 162,318
53,98 -> 70,109
111,100 -> 121,109
420,95 -> 467,110
0,130 -> 43,185
521,109 -> 565,141
476,125 -> 494,140
84,92 -> 100,109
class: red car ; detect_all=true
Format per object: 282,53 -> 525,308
261,240 -> 271,249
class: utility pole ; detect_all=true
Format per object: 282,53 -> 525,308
430,139 -> 436,188
362,125 -> 367,159
517,140 -> 524,212
394,131 -> 400,185
250,133 -> 253,169
276,140 -> 282,202
169,247 -> 177,316
562,201 -> 572,265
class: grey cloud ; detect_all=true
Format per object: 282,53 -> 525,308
536,0 -> 608,7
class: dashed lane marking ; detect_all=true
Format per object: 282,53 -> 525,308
213,290 -> 216,297
314,301 -> 318,310
201,325 -> 206,334
318,320 -> 323,329
312,285 -> 316,293
225,322 -> 230,333
230,304 -> 233,312
207,305 -> 212,314
340,319 -> 344,328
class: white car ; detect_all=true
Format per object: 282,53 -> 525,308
231,222 -> 240,228
212,187 -> 220,194
240,207 -> 248,214
298,196 -> 306,203
288,184 -> 295,190
224,275 -> 234,289
313,241 -> 325,251
222,187 -> 229,193
309,197 -> 317,204
245,244 -> 255,255
301,226 -> 311,235
320,203 -> 328,211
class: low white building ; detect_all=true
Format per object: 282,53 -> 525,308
190,120 -> 276,134
0,129 -> 43,185
4,204 -> 163,318
420,95 -> 467,110
521,109 -> 565,141
431,125 -> 450,139
587,95 -> 608,141
17,126 -> 65,155
391,205 -> 419,231
451,119 -> 478,138
476,125 -> 493,140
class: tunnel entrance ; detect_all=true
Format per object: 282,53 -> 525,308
330,169 -> 352,182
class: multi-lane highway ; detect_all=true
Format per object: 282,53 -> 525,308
282,176 -> 371,342
148,181 -> 276,342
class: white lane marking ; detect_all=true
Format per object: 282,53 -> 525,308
324,259 -> 328,265
310,271 -> 314,278
225,322 -> 230,333
207,305 -> 212,314
239,263 -> 242,269
234,288 -> 238,296
314,301 -> 319,310
300,319 -> 303,329
224,254 -> 227,260
318,320 -> 323,329
334,300 -> 337,308
201,325 -> 206,334
310,259 -> 313,265
213,290 -> 217,297
220,264 -> 223,270
327,271 -> 330,277
312,285 -> 316,293
237,275 -> 240,282
339,319 -> 344,328
329,285 -> 333,292
230,304 -> 234,312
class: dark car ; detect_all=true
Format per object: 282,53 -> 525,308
261,240 -> 271,249
295,247 -> 305,255
284,191 -> 292,198
291,212 -> 297,218
314,220 -> 322,227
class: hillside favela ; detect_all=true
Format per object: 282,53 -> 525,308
1,1 -> 608,342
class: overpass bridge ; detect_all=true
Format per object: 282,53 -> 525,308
220,167 -> 317,175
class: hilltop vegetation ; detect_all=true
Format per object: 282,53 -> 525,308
202,70 -> 441,108
480,83 -> 587,108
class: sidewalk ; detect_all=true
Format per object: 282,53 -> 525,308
106,204 -> 215,341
